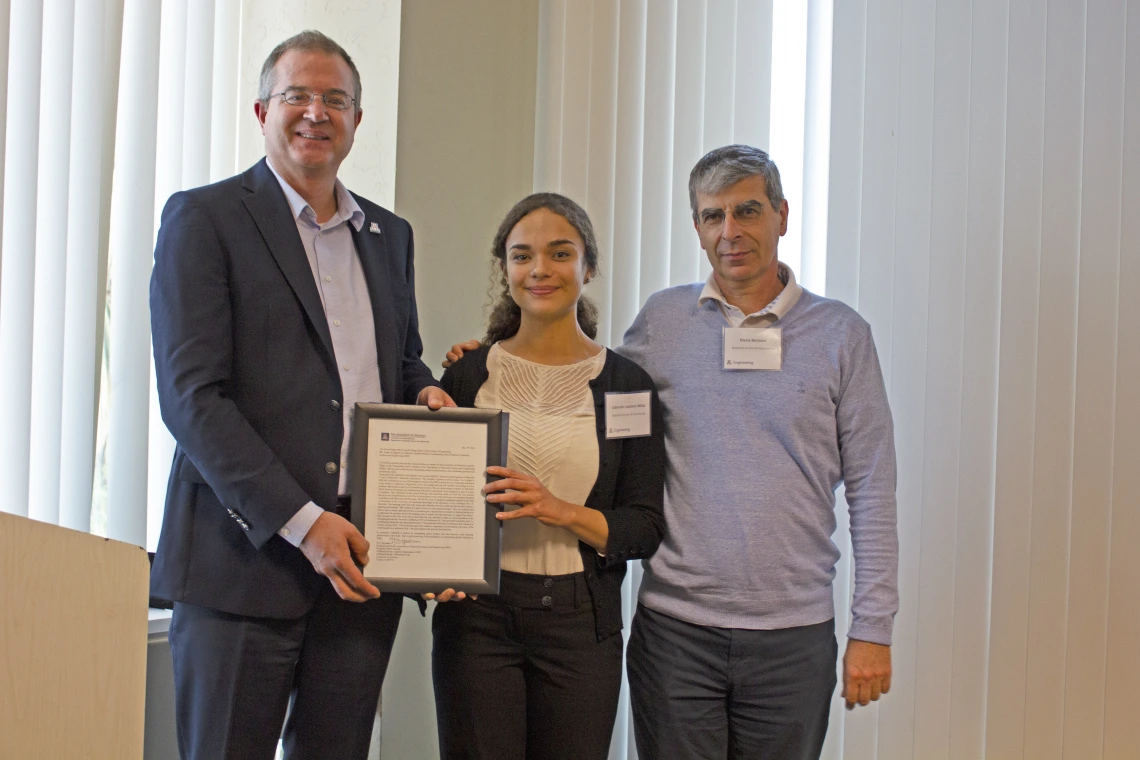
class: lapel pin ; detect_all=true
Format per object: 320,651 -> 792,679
369,222 -> 381,234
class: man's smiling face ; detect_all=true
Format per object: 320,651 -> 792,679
255,49 -> 361,183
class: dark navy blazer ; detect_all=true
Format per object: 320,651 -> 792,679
149,159 -> 439,618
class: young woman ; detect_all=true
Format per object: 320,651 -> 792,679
431,193 -> 666,760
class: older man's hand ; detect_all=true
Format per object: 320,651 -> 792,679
842,639 -> 892,709
443,339 -> 481,369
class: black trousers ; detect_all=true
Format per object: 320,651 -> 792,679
431,571 -> 624,760
168,587 -> 403,760
628,604 -> 837,760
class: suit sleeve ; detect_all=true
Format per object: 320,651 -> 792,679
150,192 -> 312,548
398,222 -> 442,403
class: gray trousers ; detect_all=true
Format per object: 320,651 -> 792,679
628,605 -> 837,760
169,590 -> 403,760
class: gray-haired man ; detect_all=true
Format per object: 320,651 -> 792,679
620,145 -> 897,759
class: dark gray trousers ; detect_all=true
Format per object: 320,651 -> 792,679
169,589 -> 403,760
431,571 -> 624,760
628,604 -> 837,760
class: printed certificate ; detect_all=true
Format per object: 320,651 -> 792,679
349,404 -> 507,593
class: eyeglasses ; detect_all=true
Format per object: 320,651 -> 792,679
270,88 -> 356,111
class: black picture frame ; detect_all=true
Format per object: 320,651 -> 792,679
349,403 -> 507,594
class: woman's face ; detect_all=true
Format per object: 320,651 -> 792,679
503,208 -> 592,323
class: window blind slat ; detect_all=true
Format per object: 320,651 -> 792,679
608,0 -> 647,346
869,0 -> 935,756
667,0 -> 704,288
767,0 -> 807,281
104,0 -> 160,547
58,0 -> 111,533
0,0 -> 44,519
1022,2 -> 1086,756
947,1 -> 1008,754
209,0 -> 240,182
637,1 -> 676,304
555,2 -> 591,204
911,1 -> 971,755
28,0 -> 76,526
533,0 -> 566,192
732,0 -> 772,155
1102,6 -> 1140,750
985,4 -> 1048,758
1061,0 -> 1126,755
584,0 -> 618,347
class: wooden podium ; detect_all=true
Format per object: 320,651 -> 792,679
0,512 -> 150,759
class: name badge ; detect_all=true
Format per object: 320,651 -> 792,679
605,391 -> 652,438
723,327 -> 782,370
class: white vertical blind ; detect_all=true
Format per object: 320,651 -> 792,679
1103,8 -> 1140,757
209,0 -> 240,183
584,0 -> 619,347
146,0 -> 188,550
1064,1 -> 1125,755
58,0 -> 116,533
767,0 -> 808,279
182,1 -> 214,189
825,0 -> 1140,757
0,1 -> 9,255
638,2 -> 676,303
104,0 -> 161,546
800,0 -> 831,294
0,0 -> 44,519
667,0 -> 703,287
27,0 -> 76,526
607,0 -> 647,347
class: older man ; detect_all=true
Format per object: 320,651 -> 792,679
620,145 -> 897,759
150,31 -> 452,760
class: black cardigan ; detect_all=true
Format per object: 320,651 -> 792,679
440,344 -> 666,639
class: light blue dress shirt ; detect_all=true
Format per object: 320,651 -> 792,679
266,159 -> 384,547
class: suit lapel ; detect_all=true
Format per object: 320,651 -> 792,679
350,210 -> 400,402
241,160 -> 336,363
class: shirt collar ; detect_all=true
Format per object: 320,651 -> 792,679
266,157 -> 365,232
698,261 -> 803,322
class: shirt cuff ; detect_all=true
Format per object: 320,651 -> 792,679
277,501 -> 324,547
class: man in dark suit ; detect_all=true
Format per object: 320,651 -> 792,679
149,30 -> 454,760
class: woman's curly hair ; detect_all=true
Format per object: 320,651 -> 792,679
483,193 -> 600,345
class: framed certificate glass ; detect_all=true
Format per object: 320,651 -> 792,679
349,403 -> 508,594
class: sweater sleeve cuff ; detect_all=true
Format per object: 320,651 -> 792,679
847,620 -> 893,646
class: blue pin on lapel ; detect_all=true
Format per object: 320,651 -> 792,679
369,222 -> 381,234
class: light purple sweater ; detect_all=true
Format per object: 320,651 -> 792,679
619,284 -> 899,645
